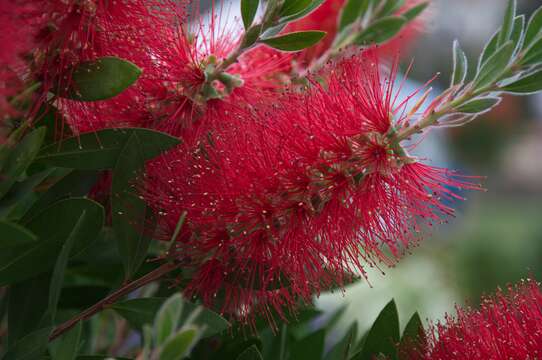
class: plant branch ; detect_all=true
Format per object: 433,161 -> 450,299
48,262 -> 179,341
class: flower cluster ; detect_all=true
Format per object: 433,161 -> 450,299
143,51 -> 479,325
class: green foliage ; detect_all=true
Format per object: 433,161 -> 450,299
241,0 -> 259,29
355,16 -> 407,45
261,31 -> 327,51
339,0 -> 369,31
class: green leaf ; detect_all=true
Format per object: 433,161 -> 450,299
378,0 -> 405,17
23,170 -> 99,221
510,15 -> 526,53
36,128 -> 180,170
325,323 -> 357,360
354,300 -> 400,360
290,329 -> 326,360
7,274 -> 51,347
501,69 -> 542,93
261,31 -> 326,51
50,321 -> 82,360
498,0 -> 516,46
236,345 -> 264,360
3,327 -> 52,360
456,96 -> 501,113
524,6 -> 542,48
451,40 -> 468,86
0,127 -> 46,199
473,41 -> 514,90
241,0 -> 259,29
402,2 -> 429,21
58,57 -> 141,101
159,327 -> 199,360
0,221 -> 37,247
355,16 -> 407,45
339,0 -> 369,31
155,294 -> 184,345
277,0 -> 325,24
280,0 -> 312,17
0,198 -> 104,285
49,211 -> 88,321
522,36 -> 542,65
478,29 -> 500,70
112,297 -> 230,338
399,312 -> 426,354
112,133 -> 153,279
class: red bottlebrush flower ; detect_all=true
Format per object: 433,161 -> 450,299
408,279 -> 542,360
142,50 -> 480,326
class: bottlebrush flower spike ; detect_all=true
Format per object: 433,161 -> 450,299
142,50 -> 481,326
408,279 -> 542,360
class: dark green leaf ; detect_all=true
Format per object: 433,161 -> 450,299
112,297 -> 229,338
241,0 -> 259,29
498,0 -> 516,46
0,198 -> 104,285
473,41 -> 514,90
236,345 -> 264,360
50,321 -> 82,360
524,6 -> 542,48
36,128 -> 180,170
112,133 -> 152,279
23,170 -> 99,221
325,323 -> 357,360
402,2 -> 429,21
280,0 -> 312,17
290,329 -> 326,360
522,36 -> 542,65
261,31 -> 326,51
456,96 -> 501,113
399,312 -> 426,354
0,169 -> 53,220
355,16 -> 407,45
57,57 -> 141,101
277,0 -> 325,25
339,0 -> 369,31
354,300 -> 400,360
501,69 -> 542,93
7,274 -> 51,347
451,40 -> 468,86
0,221 -> 37,247
3,327 -> 52,360
0,127 -> 46,198
159,327 -> 198,360
49,211 -> 88,321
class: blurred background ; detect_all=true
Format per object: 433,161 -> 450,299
316,0 -> 542,343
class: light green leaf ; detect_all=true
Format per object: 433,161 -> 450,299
155,294 -> 184,345
451,40 -> 468,86
501,69 -> 542,94
237,345 -> 264,360
524,6 -> 542,48
112,133 -> 153,280
0,127 -> 46,199
57,57 -> 141,101
339,0 -> 369,31
241,0 -> 259,29
456,96 -> 501,113
378,0 -> 405,17
36,128 -> 180,170
498,0 -> 516,46
478,29 -> 500,70
159,327 -> 199,360
522,36 -> 542,65
50,321 -> 82,360
473,41 -> 514,90
402,2 -> 429,21
355,16 -> 407,45
261,31 -> 326,51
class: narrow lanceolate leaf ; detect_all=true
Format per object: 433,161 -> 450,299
0,127 -> 46,199
58,57 -> 141,101
3,327 -> 52,360
112,133 -> 153,280
524,6 -> 542,48
241,0 -> 259,29
498,0 -> 516,46
0,198 -> 104,285
354,300 -> 400,360
280,0 -> 312,17
521,36 -> 542,65
378,0 -> 405,17
36,128 -> 180,170
159,327 -> 199,360
237,345 -> 264,360
510,15 -> 526,53
473,41 -> 514,90
339,0 -> 369,31
501,69 -> 542,94
478,29 -> 500,70
456,96 -> 501,114
155,294 -> 184,345
49,211 -> 88,321
402,2 -> 429,21
261,31 -> 326,51
399,312 -> 426,353
0,221 -> 37,247
50,321 -> 82,360
451,40 -> 468,86
355,16 -> 407,45
277,0 -> 325,24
